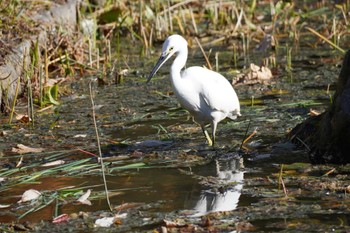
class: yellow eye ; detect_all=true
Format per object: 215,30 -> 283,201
169,47 -> 174,52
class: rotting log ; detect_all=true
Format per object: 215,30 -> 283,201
289,50 -> 350,164
0,0 -> 78,113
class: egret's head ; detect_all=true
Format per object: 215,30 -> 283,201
147,35 -> 188,83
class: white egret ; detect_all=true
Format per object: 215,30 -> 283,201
147,35 -> 240,146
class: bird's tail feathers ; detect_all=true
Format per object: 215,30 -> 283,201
227,110 -> 241,120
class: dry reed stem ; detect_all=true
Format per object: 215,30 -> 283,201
194,37 -> 213,70
44,42 -> 49,83
189,6 -> 198,35
47,55 -> 66,66
242,127 -> 257,145
279,164 -> 288,197
36,105 -> 53,113
9,76 -> 20,124
89,80 -> 112,211
294,136 -> 311,152
158,0 -> 198,16
167,0 -> 173,33
76,147 -> 98,158
306,27 -> 345,53
323,168 -> 336,176
173,15 -> 184,35
233,8 -> 244,33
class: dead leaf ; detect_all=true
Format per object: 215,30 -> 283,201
94,217 -> 115,227
163,219 -> 187,228
18,189 -> 41,203
12,144 -> 44,154
77,189 -> 92,205
346,185 -> 350,193
236,221 -> 255,231
15,114 -> 31,123
232,63 -> 273,86
250,63 -> 260,72
309,108 -> 321,116
0,131 -> 9,136
41,160 -> 65,167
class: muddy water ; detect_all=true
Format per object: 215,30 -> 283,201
0,43 -> 349,232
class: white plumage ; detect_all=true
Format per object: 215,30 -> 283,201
147,35 -> 240,146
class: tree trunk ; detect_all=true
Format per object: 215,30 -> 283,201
289,50 -> 350,164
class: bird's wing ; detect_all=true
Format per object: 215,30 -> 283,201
197,69 -> 240,114
180,66 -> 240,116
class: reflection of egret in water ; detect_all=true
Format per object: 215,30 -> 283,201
191,157 -> 244,216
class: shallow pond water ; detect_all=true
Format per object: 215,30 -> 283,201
0,42 -> 349,232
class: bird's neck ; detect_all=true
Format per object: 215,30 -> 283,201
170,49 -> 188,83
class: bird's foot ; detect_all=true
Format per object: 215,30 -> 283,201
204,130 -> 213,146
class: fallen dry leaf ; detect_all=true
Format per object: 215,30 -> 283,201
94,217 -> 115,227
232,63 -> 273,86
18,189 -> 41,203
0,130 -> 9,136
309,108 -> 321,116
15,114 -> 31,123
77,189 -> 92,205
163,219 -> 187,228
12,144 -> 44,154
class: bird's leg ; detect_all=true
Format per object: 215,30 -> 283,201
211,121 -> 218,147
201,125 -> 213,146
